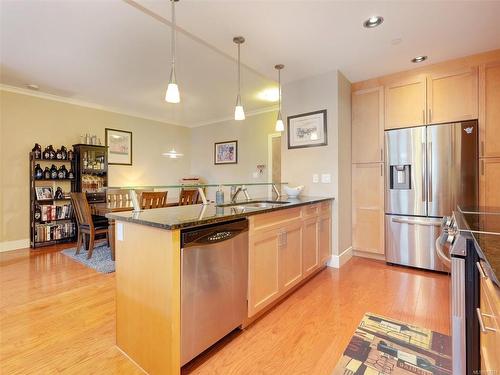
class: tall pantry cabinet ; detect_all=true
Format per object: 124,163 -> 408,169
351,87 -> 385,256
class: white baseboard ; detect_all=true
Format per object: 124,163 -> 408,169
0,239 -> 30,252
327,246 -> 353,268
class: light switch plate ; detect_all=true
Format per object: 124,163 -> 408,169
312,174 -> 319,183
117,222 -> 124,241
321,173 -> 331,183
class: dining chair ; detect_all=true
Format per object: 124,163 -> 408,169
140,191 -> 168,209
107,189 -> 130,203
71,192 -> 114,260
178,189 -> 199,206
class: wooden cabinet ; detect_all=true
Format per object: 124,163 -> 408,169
479,158 -> 500,208
427,67 -> 478,124
352,87 -> 384,163
352,163 -> 384,255
318,214 -> 331,264
478,264 -> 500,373
248,227 -> 280,317
384,68 -> 479,129
302,217 -> 319,277
280,221 -> 303,291
479,62 -> 500,158
385,76 -> 426,129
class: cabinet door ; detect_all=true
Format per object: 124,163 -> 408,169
248,228 -> 280,317
427,67 -> 478,124
280,221 -> 303,292
352,87 -> 384,163
479,273 -> 500,373
479,158 -> 500,208
352,163 -> 385,254
480,62 -> 500,158
385,76 -> 426,129
318,214 -> 331,264
302,217 -> 319,277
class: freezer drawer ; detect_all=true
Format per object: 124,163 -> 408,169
385,214 -> 448,272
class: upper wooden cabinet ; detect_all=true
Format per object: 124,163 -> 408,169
427,67 -> 478,124
352,87 -> 384,163
385,76 -> 426,129
352,163 -> 384,255
384,68 -> 479,129
480,62 -> 500,158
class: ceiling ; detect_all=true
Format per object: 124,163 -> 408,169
2,0 -> 500,127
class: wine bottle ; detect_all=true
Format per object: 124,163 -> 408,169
34,164 -> 43,179
32,143 -> 42,159
50,164 -> 58,179
43,167 -> 51,180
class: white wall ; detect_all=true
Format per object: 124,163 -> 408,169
190,111 -> 278,200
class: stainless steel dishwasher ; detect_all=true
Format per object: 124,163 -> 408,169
180,219 -> 248,366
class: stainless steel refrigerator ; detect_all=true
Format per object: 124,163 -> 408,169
384,120 -> 478,272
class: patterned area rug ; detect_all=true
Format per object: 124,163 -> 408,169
333,313 -> 452,375
62,243 -> 115,273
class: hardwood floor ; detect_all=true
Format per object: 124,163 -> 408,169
0,244 -> 450,375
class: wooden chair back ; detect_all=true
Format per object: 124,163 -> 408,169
107,189 -> 130,203
71,192 -> 93,228
141,191 -> 168,209
178,189 -> 199,206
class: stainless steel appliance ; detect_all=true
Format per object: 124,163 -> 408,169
385,120 -> 478,271
180,219 -> 248,366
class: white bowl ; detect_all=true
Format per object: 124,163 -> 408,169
284,185 -> 303,198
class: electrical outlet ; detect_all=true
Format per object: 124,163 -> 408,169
312,174 -> 319,183
321,173 -> 331,183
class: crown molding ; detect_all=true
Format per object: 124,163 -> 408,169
192,105 -> 278,128
0,84 -> 187,127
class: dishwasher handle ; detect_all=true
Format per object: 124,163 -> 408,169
181,219 -> 248,248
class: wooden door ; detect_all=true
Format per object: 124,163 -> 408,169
479,158 -> 500,208
280,221 -> 303,292
302,217 -> 319,277
352,87 -> 384,163
427,67 -> 478,124
318,214 -> 331,264
480,62 -> 500,158
352,163 -> 385,255
248,228 -> 280,317
385,76 -> 426,129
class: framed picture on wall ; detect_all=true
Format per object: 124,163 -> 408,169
105,128 -> 132,165
287,109 -> 327,149
214,140 -> 238,164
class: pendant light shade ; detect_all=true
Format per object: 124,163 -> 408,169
275,64 -> 285,132
233,36 -> 245,121
165,0 -> 180,103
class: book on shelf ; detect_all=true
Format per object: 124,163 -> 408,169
37,204 -> 73,222
34,222 -> 75,242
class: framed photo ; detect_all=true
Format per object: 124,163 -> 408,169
35,186 -> 53,200
214,140 -> 238,165
287,109 -> 327,149
105,128 -> 132,165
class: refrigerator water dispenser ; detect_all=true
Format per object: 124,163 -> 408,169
390,165 -> 411,190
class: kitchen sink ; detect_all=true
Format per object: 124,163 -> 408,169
218,200 -> 290,209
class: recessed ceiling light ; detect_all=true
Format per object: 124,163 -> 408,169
363,16 -> 384,28
257,88 -> 279,102
411,55 -> 428,63
26,84 -> 39,90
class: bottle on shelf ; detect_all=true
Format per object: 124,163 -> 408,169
43,167 -> 51,180
61,146 -> 67,160
50,164 -> 58,179
58,165 -> 68,179
56,148 -> 63,160
67,167 -> 74,179
67,149 -> 74,161
34,204 -> 41,221
32,144 -> 42,159
54,187 -> 64,199
83,151 -> 88,169
34,164 -> 43,179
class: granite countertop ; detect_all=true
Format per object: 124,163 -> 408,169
106,196 -> 334,230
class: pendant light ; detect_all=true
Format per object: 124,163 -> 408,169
165,0 -> 180,103
233,36 -> 245,120
275,64 -> 285,131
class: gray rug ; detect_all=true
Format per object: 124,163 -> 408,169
62,243 -> 115,273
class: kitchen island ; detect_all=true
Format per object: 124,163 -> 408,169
107,196 -> 333,375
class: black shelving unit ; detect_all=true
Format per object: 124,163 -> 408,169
30,151 -> 76,248
72,144 -> 108,203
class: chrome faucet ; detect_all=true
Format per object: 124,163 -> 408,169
231,185 -> 250,203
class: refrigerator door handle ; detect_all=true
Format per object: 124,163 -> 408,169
428,141 -> 433,202
391,217 -> 442,226
422,142 -> 426,202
